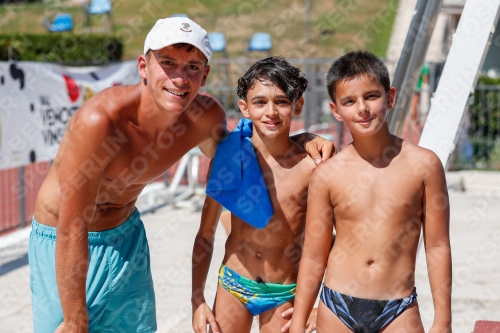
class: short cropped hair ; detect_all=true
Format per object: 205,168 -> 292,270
237,56 -> 308,102
326,51 -> 390,103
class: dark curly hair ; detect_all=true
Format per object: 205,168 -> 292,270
237,56 -> 308,102
326,51 -> 390,103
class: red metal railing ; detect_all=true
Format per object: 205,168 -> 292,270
0,162 -> 50,235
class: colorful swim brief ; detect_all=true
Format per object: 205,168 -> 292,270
218,264 -> 296,316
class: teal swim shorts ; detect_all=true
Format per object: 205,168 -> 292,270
218,264 -> 296,316
29,209 -> 157,333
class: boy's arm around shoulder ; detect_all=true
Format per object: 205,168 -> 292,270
421,150 -> 452,332
290,162 -> 335,333
190,93 -> 228,159
291,132 -> 337,164
192,161 -> 222,333
55,107 -> 117,332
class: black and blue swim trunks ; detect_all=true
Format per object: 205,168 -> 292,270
320,285 -> 417,333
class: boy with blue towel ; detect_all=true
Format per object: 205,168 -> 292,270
191,57 -> 319,333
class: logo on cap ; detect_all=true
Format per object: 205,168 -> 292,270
180,23 -> 192,32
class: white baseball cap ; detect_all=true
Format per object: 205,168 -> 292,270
144,17 -> 212,62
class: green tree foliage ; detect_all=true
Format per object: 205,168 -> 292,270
469,76 -> 500,167
0,33 -> 123,64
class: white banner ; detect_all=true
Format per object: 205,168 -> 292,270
0,60 -> 140,171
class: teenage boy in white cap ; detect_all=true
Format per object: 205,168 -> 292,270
29,17 -> 333,333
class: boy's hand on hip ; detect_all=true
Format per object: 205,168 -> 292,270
192,302 -> 220,333
281,307 -> 317,333
281,307 -> 294,332
305,307 -> 317,333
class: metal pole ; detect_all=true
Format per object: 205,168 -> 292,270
19,166 -> 26,228
337,121 -> 344,150
390,0 -> 428,94
304,62 -> 312,130
389,0 -> 443,135
305,0 -> 311,43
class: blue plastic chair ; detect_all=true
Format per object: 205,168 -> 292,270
248,33 -> 272,53
84,0 -> 112,32
46,13 -> 73,32
88,0 -> 112,14
208,32 -> 227,53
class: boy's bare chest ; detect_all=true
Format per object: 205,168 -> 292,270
331,165 -> 424,220
261,162 -> 311,219
230,164 -> 310,253
100,126 -> 200,188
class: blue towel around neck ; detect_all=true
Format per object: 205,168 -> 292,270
206,118 -> 274,229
